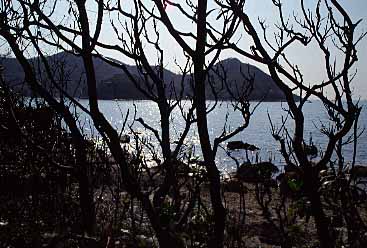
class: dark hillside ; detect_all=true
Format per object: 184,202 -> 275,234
1,52 -> 298,101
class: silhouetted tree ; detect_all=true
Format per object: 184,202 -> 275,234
222,0 -> 365,247
0,0 -> 365,247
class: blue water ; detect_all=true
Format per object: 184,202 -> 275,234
77,100 -> 367,171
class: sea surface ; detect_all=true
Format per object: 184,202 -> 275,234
77,100 -> 367,172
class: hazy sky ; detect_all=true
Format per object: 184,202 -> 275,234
244,0 -> 367,100
2,0 -> 367,99
94,0 -> 367,99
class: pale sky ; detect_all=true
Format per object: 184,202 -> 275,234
2,0 -> 367,99
95,0 -> 367,99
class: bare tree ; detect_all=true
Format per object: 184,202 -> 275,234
220,0 -> 365,247
145,1 -> 253,246
2,0 -> 364,247
0,0 -> 270,246
0,2 -> 97,236
1,0 -> 205,247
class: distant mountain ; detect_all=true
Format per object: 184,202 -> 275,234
0,52 -> 298,101
205,58 -> 294,101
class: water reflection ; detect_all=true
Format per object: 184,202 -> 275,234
76,100 -> 367,171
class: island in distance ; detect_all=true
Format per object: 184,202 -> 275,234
1,52 -> 299,101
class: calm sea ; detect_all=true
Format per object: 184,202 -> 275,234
77,100 -> 367,172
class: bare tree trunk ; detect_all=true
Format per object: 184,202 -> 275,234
193,1 -> 226,246
75,3 -> 184,245
304,168 -> 333,248
75,144 -> 96,236
195,72 -> 226,247
159,102 -> 171,160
